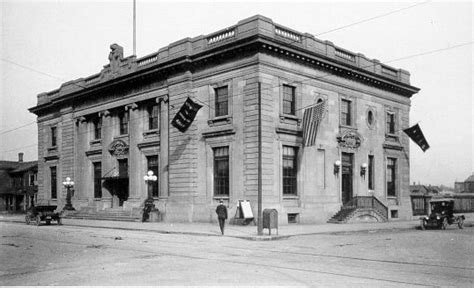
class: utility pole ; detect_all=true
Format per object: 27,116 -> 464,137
133,0 -> 136,56
257,82 -> 263,235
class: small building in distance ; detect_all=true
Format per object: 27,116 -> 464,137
29,15 -> 420,223
455,173 -> 474,193
0,153 -> 38,212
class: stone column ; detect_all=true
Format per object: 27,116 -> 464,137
127,103 -> 141,201
159,95 -> 169,198
101,110 -> 113,208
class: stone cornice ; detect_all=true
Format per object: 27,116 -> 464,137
30,15 -> 420,116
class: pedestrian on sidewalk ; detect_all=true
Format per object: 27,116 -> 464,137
216,199 -> 228,235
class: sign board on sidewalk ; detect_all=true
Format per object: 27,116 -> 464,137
239,200 -> 253,219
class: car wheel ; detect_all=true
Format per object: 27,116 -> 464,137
458,218 -> 464,229
441,218 -> 448,230
46,220 -> 51,225
57,218 -> 62,225
35,216 -> 41,226
420,219 -> 426,230
25,216 -> 30,225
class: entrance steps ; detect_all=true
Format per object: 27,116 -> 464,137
63,207 -> 141,222
327,208 -> 357,224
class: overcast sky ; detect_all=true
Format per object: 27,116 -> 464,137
0,0 -> 472,186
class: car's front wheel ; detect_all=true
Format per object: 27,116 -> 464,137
441,218 -> 448,230
25,215 -> 30,225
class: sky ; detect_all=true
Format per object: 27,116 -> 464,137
0,0 -> 472,187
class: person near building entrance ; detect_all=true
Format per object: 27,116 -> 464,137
215,200 -> 228,235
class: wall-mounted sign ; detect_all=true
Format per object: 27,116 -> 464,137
337,130 -> 362,149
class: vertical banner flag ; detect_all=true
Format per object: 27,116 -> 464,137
403,123 -> 430,152
171,97 -> 203,133
302,100 -> 327,146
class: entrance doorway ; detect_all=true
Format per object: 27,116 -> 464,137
341,153 -> 353,205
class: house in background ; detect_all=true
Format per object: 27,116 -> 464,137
0,153 -> 38,212
455,173 -> 474,193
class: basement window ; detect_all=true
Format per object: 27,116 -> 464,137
390,210 -> 398,219
288,213 -> 299,224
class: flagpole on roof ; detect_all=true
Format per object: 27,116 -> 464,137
133,0 -> 136,56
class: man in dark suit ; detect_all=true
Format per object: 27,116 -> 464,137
215,200 -> 228,235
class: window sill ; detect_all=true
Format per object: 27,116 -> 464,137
385,134 -> 399,142
47,146 -> 58,152
283,195 -> 299,200
143,129 -> 160,138
339,124 -> 357,130
279,114 -> 300,125
90,139 -> 101,146
208,116 -> 232,126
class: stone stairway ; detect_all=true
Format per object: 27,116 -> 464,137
64,207 -> 141,222
327,207 -> 357,224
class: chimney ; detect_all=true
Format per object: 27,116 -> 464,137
18,152 -> 24,163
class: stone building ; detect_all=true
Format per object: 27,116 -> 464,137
29,15 -> 419,223
0,153 -> 38,212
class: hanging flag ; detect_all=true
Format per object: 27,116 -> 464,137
171,97 -> 203,133
302,100 -> 327,146
403,123 -> 430,152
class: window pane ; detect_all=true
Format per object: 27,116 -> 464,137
119,111 -> 129,135
148,104 -> 159,130
283,146 -> 297,195
51,127 -> 57,147
215,87 -> 228,117
214,147 -> 229,196
341,100 -> 351,126
386,113 -> 395,134
94,118 -> 102,139
387,158 -> 396,196
368,155 -> 374,190
283,85 -> 295,115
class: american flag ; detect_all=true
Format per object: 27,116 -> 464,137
302,100 -> 327,146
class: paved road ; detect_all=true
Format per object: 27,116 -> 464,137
1,222 -> 473,286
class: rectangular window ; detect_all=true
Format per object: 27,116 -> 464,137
387,158 -> 397,197
119,111 -> 129,135
283,146 -> 298,195
93,117 -> 102,140
29,174 -> 36,186
213,147 -> 229,196
341,99 -> 352,126
147,104 -> 159,130
215,86 -> 228,117
50,166 -> 57,199
146,155 -> 159,197
282,85 -> 296,115
368,155 -> 374,190
51,126 -> 57,147
93,162 -> 102,198
386,112 -> 395,134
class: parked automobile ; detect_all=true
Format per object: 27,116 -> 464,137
25,205 -> 62,226
420,198 -> 464,230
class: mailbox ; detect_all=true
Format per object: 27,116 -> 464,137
262,209 -> 278,235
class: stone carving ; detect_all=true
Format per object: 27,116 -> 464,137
108,44 -> 124,74
337,130 -> 363,149
108,139 -> 129,157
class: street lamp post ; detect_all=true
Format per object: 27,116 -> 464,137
142,171 -> 157,222
143,170 -> 158,200
62,177 -> 75,211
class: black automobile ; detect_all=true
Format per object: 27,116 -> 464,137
420,198 -> 464,230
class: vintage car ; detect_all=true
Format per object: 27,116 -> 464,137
25,205 -> 62,226
420,198 -> 465,230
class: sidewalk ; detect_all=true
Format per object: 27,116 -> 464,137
1,214 -> 472,241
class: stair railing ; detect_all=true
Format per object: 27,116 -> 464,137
344,196 -> 388,220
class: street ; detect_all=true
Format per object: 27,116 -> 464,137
1,221 -> 473,287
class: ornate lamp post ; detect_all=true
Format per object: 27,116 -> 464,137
142,171 -> 157,222
62,177 -> 75,211
143,171 -> 157,200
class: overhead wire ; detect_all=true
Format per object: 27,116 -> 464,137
0,0 -> 433,135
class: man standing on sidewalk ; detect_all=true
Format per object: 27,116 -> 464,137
216,200 -> 228,235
